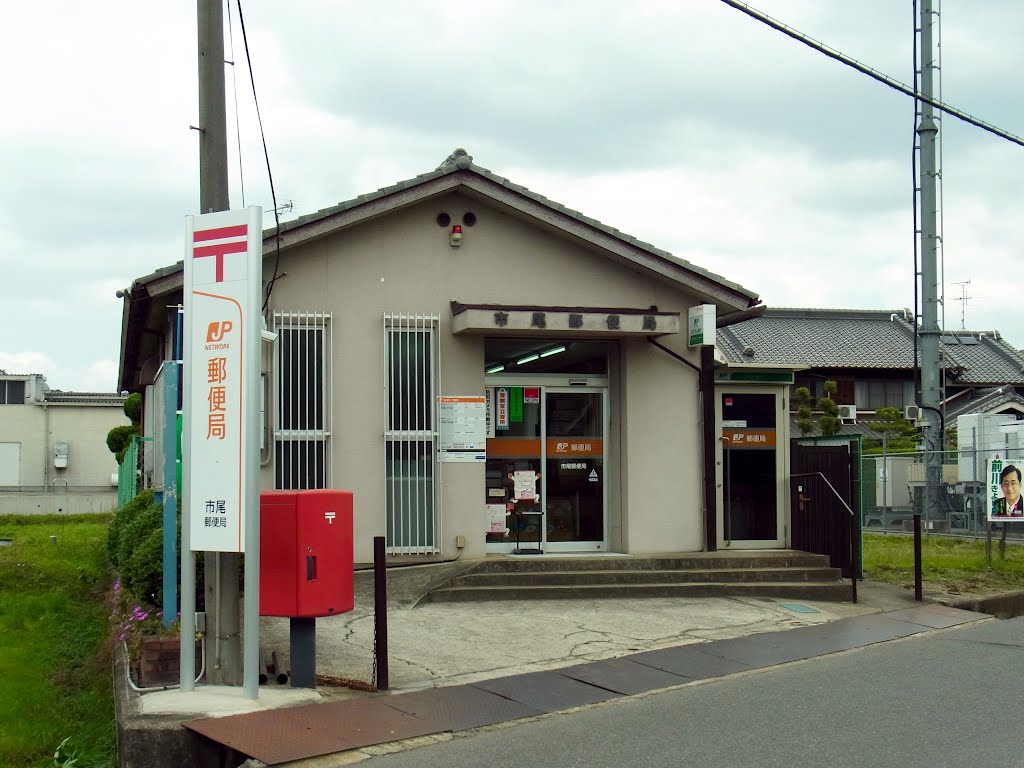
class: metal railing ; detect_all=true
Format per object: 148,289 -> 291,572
117,436 -> 153,507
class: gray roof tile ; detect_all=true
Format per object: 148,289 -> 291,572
270,149 -> 757,303
718,308 -> 1024,385
131,149 -> 759,308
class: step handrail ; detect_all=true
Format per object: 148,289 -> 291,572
791,472 -> 857,604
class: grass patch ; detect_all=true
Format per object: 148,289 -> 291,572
0,514 -> 116,768
863,532 -> 1024,597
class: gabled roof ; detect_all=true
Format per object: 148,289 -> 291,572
126,149 -> 759,311
270,149 -> 758,308
717,307 -> 1024,385
119,150 -> 762,391
943,386 -> 1024,421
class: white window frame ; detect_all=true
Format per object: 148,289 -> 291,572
272,311 -> 332,490
384,313 -> 440,554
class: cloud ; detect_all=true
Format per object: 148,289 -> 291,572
3,1 -> 1024,392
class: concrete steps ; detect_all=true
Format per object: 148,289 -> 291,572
424,552 -> 851,603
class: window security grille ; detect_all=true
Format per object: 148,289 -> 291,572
384,313 -> 440,554
272,311 -> 331,490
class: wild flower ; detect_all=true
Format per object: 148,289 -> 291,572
110,584 -> 178,661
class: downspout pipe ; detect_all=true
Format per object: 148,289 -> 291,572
700,346 -> 717,550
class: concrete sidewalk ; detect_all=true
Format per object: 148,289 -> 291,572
120,565 -> 969,767
179,599 -> 986,766
258,577 -> 921,697
137,563 -> 924,720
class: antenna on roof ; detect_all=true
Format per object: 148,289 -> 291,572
952,279 -> 971,330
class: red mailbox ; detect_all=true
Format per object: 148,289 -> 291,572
259,489 -> 354,618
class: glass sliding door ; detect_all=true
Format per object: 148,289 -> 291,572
544,389 -> 605,551
485,384 -> 607,553
485,386 -> 544,552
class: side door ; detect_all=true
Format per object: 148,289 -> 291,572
716,389 -> 786,548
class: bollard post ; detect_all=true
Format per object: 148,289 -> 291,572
913,513 -> 923,602
373,536 -> 389,691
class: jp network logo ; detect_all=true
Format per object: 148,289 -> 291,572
206,321 -> 233,343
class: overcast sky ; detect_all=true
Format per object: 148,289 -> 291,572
3,1 -> 1023,391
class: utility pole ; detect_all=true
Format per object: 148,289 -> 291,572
197,0 -> 241,686
917,0 -> 943,524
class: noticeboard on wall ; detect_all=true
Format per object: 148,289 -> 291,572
438,396 -> 486,462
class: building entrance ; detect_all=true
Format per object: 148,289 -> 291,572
484,383 -> 607,553
715,388 -> 786,548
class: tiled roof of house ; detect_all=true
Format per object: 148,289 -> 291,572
44,391 -> 125,406
127,149 -> 760,310
717,308 -> 1024,385
943,386 -> 1024,421
272,148 -> 756,301
941,333 -> 1024,385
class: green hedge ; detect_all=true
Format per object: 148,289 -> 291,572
106,490 -> 179,605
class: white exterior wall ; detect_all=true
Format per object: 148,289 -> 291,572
621,339 -> 704,552
0,405 -> 43,487
261,194 -> 712,562
0,402 -> 127,511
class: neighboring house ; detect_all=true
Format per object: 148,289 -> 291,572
716,307 -> 1024,432
0,371 -> 128,514
119,149 -> 805,564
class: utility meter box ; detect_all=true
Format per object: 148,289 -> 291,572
259,489 -> 354,618
54,442 -> 69,469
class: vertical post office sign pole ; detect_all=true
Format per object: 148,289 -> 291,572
182,206 -> 262,698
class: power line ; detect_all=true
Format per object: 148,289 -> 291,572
233,0 -> 284,311
718,0 -> 1024,149
225,0 -> 246,207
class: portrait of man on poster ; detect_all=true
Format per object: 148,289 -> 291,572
991,464 -> 1024,518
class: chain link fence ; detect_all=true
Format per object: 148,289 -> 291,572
863,448 -> 1024,539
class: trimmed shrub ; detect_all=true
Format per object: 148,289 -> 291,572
105,424 -> 137,464
117,501 -> 164,603
106,489 -> 156,569
123,522 -> 164,603
123,392 -> 143,424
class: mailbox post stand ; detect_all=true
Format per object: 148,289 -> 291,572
259,489 -> 355,690
290,617 -> 317,688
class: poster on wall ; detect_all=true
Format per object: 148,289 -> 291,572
438,396 -> 486,462
495,387 -> 510,431
513,470 -> 539,500
509,387 -> 524,423
485,387 -> 495,438
486,503 -> 508,534
988,456 -> 1024,520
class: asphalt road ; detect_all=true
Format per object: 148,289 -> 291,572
361,616 -> 1024,768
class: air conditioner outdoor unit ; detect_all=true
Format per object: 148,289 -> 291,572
904,405 -> 922,421
837,404 -> 857,421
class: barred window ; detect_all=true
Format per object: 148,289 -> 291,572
272,312 -> 331,490
384,314 -> 439,554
